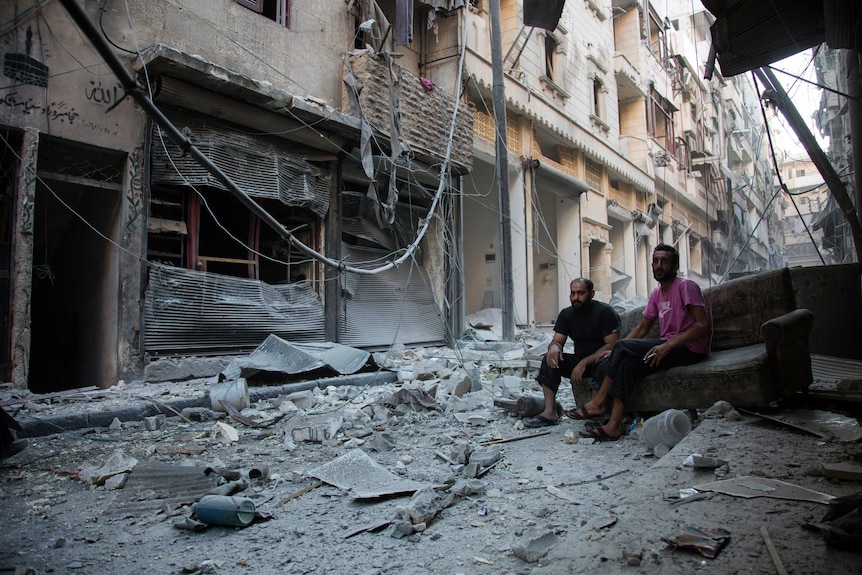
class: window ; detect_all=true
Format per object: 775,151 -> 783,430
796,169 -> 806,177
646,11 -> 669,66
648,88 -> 676,155
539,30 -> 568,97
589,75 -> 609,132
233,0 -> 290,27
545,34 -> 559,80
592,77 -> 607,120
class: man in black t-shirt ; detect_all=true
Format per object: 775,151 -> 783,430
524,278 -> 620,427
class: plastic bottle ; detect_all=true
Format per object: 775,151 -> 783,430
642,409 -> 691,449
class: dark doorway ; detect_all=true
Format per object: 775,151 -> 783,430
29,139 -> 122,393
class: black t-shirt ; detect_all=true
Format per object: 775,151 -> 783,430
552,300 -> 620,359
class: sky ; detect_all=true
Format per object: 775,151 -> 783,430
762,49 -> 827,158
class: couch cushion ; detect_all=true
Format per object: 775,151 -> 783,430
703,268 -> 795,351
571,345 -> 778,411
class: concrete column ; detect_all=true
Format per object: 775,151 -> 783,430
9,128 -> 38,388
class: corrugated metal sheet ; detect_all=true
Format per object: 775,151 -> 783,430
106,463 -> 213,518
144,265 -> 325,355
338,242 -> 446,347
222,335 -> 372,378
150,109 -> 330,217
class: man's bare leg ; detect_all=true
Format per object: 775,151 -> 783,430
525,383 -> 559,424
577,374 -> 613,417
598,397 -> 625,439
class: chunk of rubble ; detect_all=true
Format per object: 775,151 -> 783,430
512,528 -> 559,563
78,449 -> 139,486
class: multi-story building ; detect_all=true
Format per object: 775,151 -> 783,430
777,154 -> 829,267
813,45 -> 857,264
0,0 -> 782,393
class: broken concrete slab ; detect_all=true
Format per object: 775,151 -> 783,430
78,449 -> 139,486
512,528 -> 559,563
308,448 -> 427,500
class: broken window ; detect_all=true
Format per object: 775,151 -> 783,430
233,0 -> 290,27
148,109 -> 327,285
545,33 -> 559,80
646,9 -> 669,66
647,87 -> 677,156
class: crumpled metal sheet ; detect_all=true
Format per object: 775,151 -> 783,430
222,334 -> 372,379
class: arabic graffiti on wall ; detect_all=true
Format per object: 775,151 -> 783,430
123,149 -> 144,248
0,91 -> 79,124
1,78 -> 125,136
85,80 -> 124,107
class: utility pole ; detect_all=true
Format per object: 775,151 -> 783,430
489,0 -> 515,341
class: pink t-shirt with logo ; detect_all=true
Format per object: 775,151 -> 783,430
644,277 -> 709,355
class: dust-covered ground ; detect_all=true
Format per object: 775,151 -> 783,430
1,368 -> 861,575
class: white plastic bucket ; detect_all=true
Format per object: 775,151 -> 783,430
642,409 -> 691,449
210,378 -> 249,412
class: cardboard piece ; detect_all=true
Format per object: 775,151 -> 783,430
694,476 -> 834,504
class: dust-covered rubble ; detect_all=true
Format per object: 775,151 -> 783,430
1,342 -> 861,575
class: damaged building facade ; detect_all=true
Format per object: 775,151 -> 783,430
0,0 -> 782,393
0,0 -> 473,392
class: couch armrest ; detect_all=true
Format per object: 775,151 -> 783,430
761,308 -> 815,398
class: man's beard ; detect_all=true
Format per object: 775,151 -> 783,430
653,269 -> 677,282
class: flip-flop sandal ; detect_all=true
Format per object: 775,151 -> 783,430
565,406 -> 601,421
583,416 -> 611,429
578,426 -> 620,442
524,415 -> 560,428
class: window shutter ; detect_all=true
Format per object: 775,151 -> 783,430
234,0 -> 263,14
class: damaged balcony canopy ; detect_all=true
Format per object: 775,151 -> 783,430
702,0 -> 862,77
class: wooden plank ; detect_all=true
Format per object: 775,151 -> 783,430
760,526 -> 788,575
148,217 -> 188,234
198,255 -> 256,264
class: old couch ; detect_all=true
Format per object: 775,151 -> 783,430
572,267 -> 814,411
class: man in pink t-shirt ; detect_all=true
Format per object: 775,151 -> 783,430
570,244 -> 710,441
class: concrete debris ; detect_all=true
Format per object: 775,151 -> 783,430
5,333 -> 862,575
378,387 -> 442,412
144,414 -> 166,431
447,479 -> 486,496
215,421 -> 239,443
683,454 -> 729,469
469,445 -> 501,467
103,473 -> 129,490
511,528 -> 559,563
394,485 -> 446,525
180,407 -> 218,422
78,448 -> 139,486
292,427 -> 326,443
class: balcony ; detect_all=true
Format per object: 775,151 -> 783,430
343,51 -> 474,172
614,52 -> 644,101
